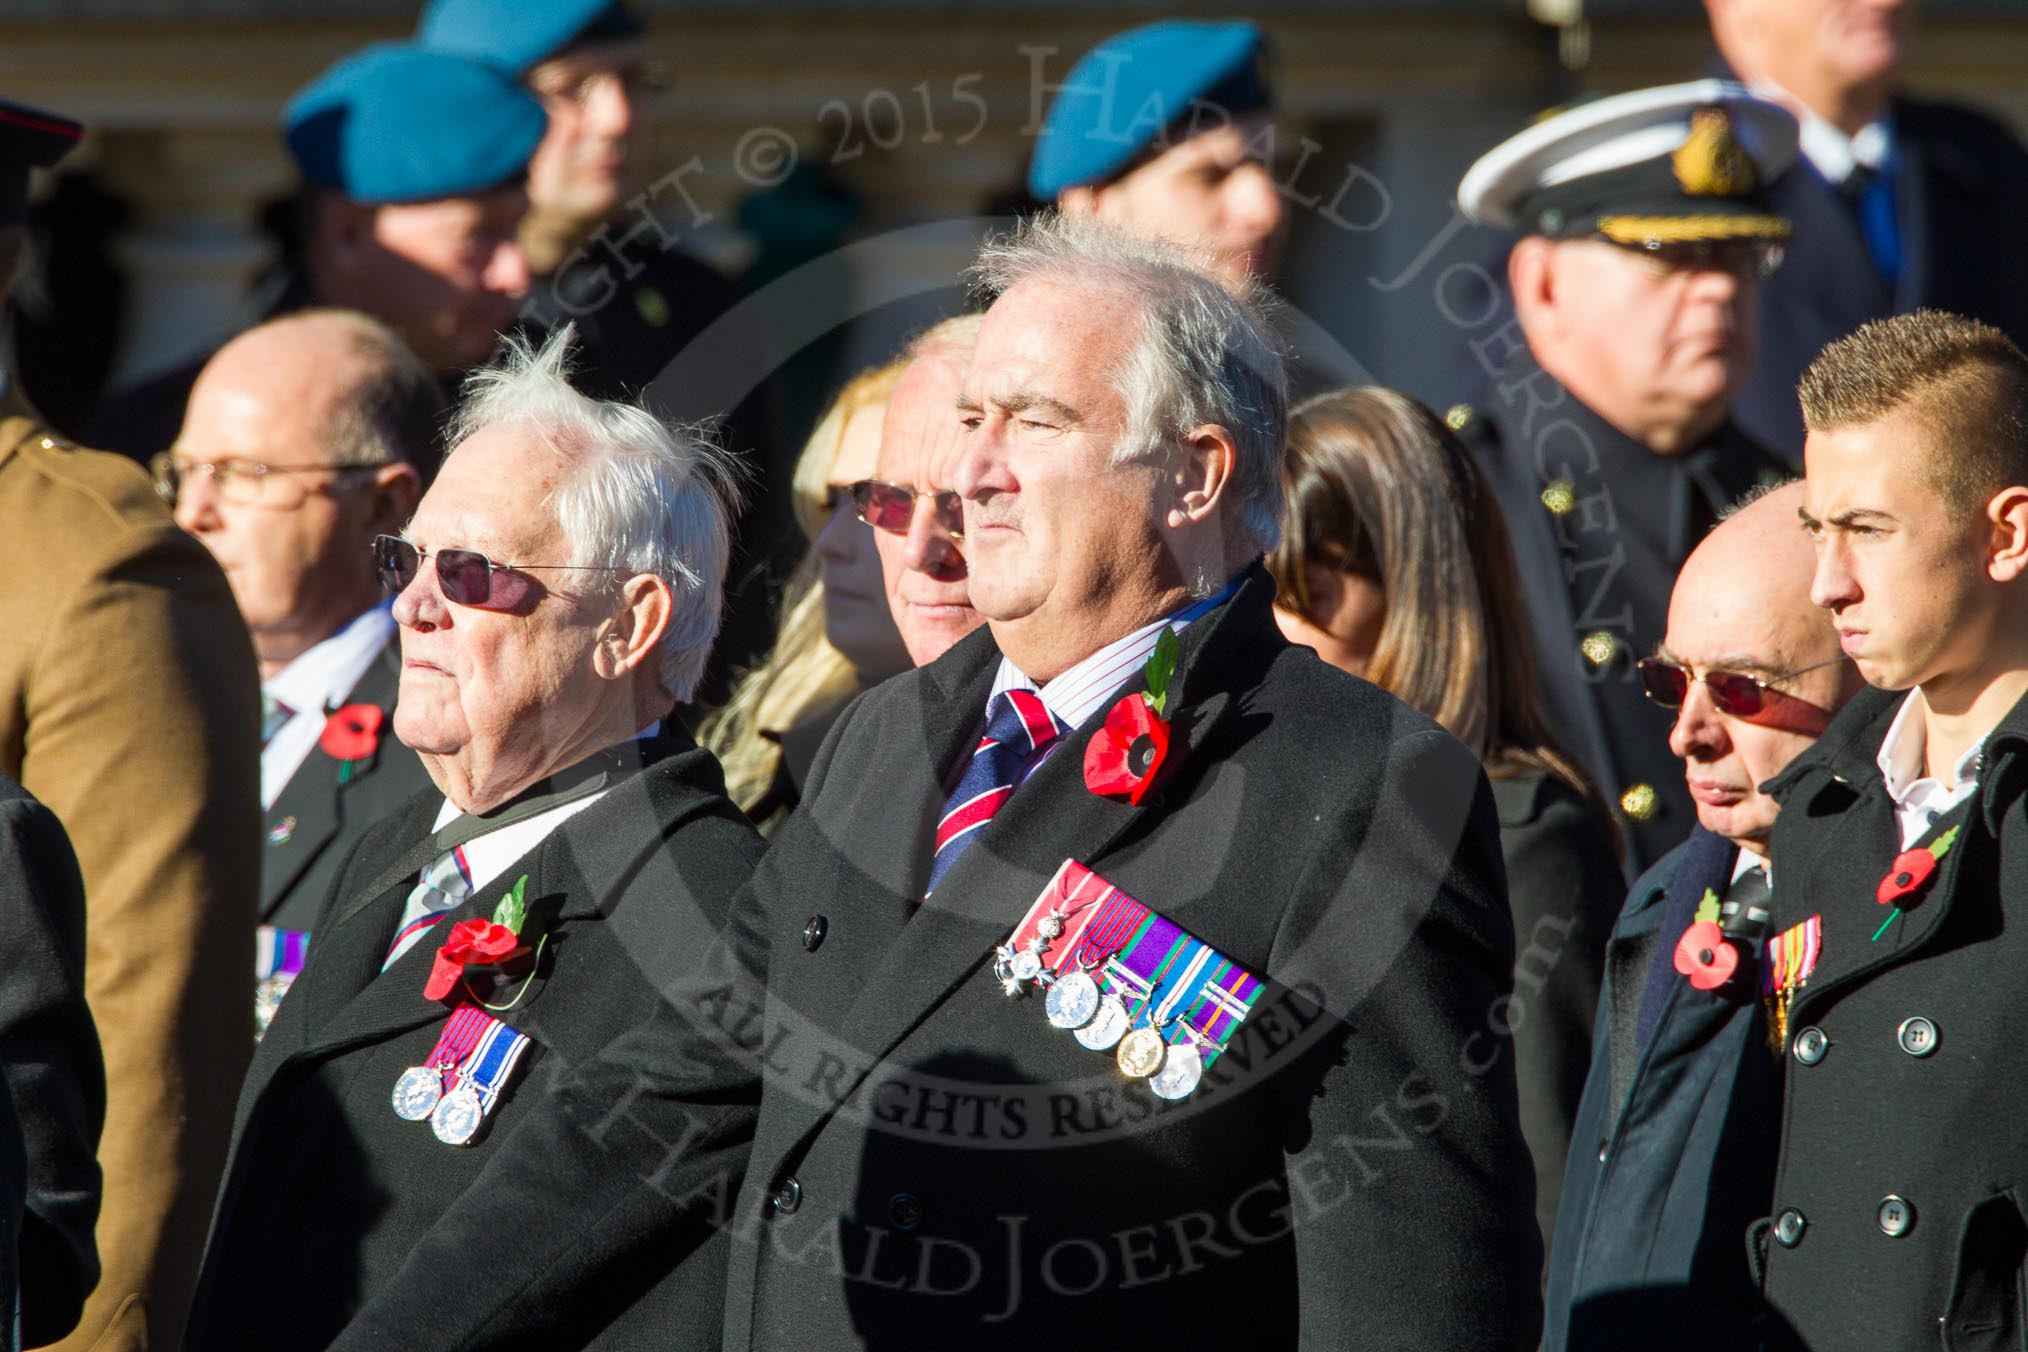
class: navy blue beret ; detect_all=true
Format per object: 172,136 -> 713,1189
0,96 -> 83,226
1028,20 -> 1270,200
417,0 -> 645,78
284,43 -> 547,205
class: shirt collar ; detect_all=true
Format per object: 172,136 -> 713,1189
1877,688 -> 1985,805
1754,78 -> 1894,183
264,604 -> 395,718
988,575 -> 1240,732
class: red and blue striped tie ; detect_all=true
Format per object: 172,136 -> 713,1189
925,689 -> 1065,895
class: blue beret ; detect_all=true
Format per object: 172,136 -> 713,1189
1028,20 -> 1270,201
416,0 -> 645,78
284,43 -> 547,206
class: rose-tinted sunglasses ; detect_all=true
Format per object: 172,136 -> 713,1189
373,534 -> 623,611
1637,655 -> 1845,718
849,479 -> 964,538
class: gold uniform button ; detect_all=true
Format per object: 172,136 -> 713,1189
1540,480 -> 1577,516
634,286 -> 670,328
1620,783 -> 1659,822
1444,403 -> 1474,432
1580,630 -> 1620,668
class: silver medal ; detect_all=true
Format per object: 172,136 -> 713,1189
1149,1040 -> 1204,1100
430,1083 -> 485,1145
1075,995 -> 1130,1050
1010,949 -> 1043,982
391,1065 -> 444,1122
1045,968 -> 1100,1029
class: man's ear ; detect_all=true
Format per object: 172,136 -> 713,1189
1986,485 -> 2028,583
594,573 -> 675,681
1508,236 -> 1558,343
366,462 -> 422,537
315,195 -> 379,279
1056,186 -> 1099,219
1165,424 -> 1237,530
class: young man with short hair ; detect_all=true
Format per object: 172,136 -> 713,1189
1759,309 -> 2028,1347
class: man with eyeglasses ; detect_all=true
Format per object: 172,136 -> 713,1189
1543,480 -> 1858,1350
185,328 -> 763,1349
163,309 -> 441,1035
1455,82 -> 1798,875
0,95 -> 260,1352
859,321 -> 985,667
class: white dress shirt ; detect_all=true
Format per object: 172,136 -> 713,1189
261,605 -> 397,809
1751,79 -> 1894,186
1876,690 -> 1986,850
987,578 -> 1239,732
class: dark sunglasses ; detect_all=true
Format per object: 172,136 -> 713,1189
372,535 -> 625,611
1637,655 -> 1845,718
849,479 -> 964,538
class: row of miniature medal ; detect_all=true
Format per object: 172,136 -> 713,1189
993,908 -> 1209,1101
390,1004 -> 530,1146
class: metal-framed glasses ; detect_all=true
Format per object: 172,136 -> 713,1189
150,452 -> 368,508
372,535 -> 627,611
849,479 -> 964,538
1637,655 -> 1845,718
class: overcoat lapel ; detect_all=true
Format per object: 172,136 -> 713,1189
827,573 -> 1263,1105
260,641 -> 403,921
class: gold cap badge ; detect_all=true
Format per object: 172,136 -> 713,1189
1672,108 -> 1756,198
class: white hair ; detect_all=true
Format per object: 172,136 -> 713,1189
447,326 -> 738,703
968,213 -> 1289,552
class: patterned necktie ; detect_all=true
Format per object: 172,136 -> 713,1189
259,690 -> 294,748
925,689 -> 1066,895
382,844 -> 473,970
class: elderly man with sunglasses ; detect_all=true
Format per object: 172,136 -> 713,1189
1542,479 -> 1859,1351
164,310 -> 443,1036
185,329 -> 765,1351
858,321 -> 987,667
1455,82 -> 1798,876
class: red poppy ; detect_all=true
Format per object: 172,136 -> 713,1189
1673,919 -> 1739,991
319,703 -> 384,761
1876,847 -> 1939,908
1083,693 -> 1172,805
424,918 -> 526,1001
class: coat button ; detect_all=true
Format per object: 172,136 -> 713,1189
802,915 -> 827,952
1878,1195 -> 1915,1238
1597,1138 -> 1609,1164
1774,1208 -> 1807,1248
771,1176 -> 802,1215
888,1192 -> 923,1231
1896,1016 -> 1938,1057
1793,1026 -> 1828,1065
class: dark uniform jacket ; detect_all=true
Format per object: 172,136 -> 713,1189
720,566 -> 1542,1348
1719,82 -> 2028,460
1544,826 -> 1784,1351
261,638 -> 434,935
0,773 -> 104,1350
186,732 -> 766,1351
1493,769 -> 1626,1258
1461,351 -> 1787,874
1756,685 -> 2028,1349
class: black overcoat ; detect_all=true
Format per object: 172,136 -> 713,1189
185,733 -> 765,1351
0,772 -> 104,1349
721,566 -> 1543,1347
1757,685 -> 2028,1348
262,639 -> 436,933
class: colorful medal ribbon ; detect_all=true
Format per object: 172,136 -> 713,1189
1760,914 -> 1822,1053
254,925 -> 310,1038
1112,912 -> 1263,1067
